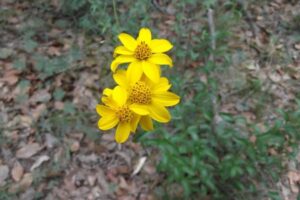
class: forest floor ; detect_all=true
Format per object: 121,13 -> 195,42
0,0 -> 300,199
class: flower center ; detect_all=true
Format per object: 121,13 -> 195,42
129,81 -> 152,104
134,42 -> 152,60
116,105 -> 133,122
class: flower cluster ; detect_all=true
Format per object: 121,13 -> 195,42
96,28 -> 180,143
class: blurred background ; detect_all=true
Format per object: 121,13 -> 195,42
0,0 -> 300,199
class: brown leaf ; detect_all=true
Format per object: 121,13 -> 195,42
0,75 -> 18,86
30,90 -> 51,103
0,165 -> 9,185
54,101 -> 64,110
45,133 -> 58,149
9,173 -> 33,193
31,104 -> 46,120
16,143 -> 42,158
70,141 -> 80,152
96,170 -> 109,194
30,155 -> 50,171
47,46 -> 61,56
19,115 -> 33,127
11,161 -> 24,182
0,69 -> 20,86
87,175 -> 97,186
269,72 -> 282,83
288,171 -> 300,193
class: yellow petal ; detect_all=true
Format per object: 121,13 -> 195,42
137,28 -> 152,43
149,39 -> 173,53
152,92 -> 180,106
103,88 -> 113,96
101,96 -> 110,105
142,61 -> 160,83
118,33 -> 137,51
113,70 -> 128,88
148,53 -> 173,67
115,122 -> 131,143
114,46 -> 134,55
140,116 -> 153,131
112,86 -> 128,106
152,77 -> 171,92
127,61 -> 143,84
101,96 -> 117,107
129,104 -> 149,115
111,55 -> 136,72
98,115 -> 119,130
96,105 -> 115,116
130,114 -> 140,132
149,102 -> 171,123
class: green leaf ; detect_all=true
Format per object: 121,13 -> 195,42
268,191 -> 281,200
182,180 -> 191,197
0,48 -> 13,59
63,102 -> 76,114
53,88 -> 65,101
13,57 -> 26,70
23,39 -> 38,53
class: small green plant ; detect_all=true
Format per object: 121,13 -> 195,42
57,0 -> 152,36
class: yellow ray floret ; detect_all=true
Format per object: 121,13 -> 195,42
113,70 -> 180,130
111,28 -> 173,83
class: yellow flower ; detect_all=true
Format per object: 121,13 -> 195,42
113,70 -> 180,130
96,86 -> 141,143
111,28 -> 173,83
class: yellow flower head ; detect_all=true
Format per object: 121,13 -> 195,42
113,70 -> 180,130
96,86 -> 141,143
111,28 -> 173,83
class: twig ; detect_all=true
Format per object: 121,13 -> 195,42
207,8 -> 221,135
208,8 -> 216,62
151,0 -> 165,13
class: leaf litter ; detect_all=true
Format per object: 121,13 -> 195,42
0,0 -> 299,199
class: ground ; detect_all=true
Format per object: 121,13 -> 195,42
0,0 -> 300,199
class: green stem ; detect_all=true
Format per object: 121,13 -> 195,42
112,0 -> 120,28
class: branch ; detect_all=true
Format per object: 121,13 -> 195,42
207,8 -> 221,134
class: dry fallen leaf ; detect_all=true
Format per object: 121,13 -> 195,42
269,71 -> 282,83
30,89 -> 51,103
246,61 -> 260,71
0,70 -> 19,85
45,133 -> 59,149
0,165 -> 9,185
70,141 -> 80,152
0,74 -> 19,85
31,104 -> 46,120
11,161 -> 24,182
54,101 -> 64,110
30,155 -> 50,171
131,156 -> 147,177
16,143 -> 42,158
288,171 -> 300,194
87,175 -> 97,187
9,173 -> 33,193
96,170 -> 109,194
19,115 -> 33,127
119,176 -> 129,190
